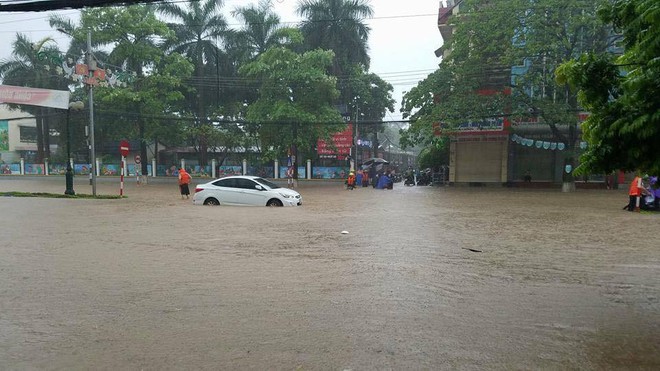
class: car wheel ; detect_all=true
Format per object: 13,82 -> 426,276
203,197 -> 220,206
266,198 -> 283,207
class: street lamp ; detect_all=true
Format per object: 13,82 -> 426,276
65,101 -> 84,195
57,27 -> 97,196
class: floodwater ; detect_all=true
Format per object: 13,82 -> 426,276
0,176 -> 658,370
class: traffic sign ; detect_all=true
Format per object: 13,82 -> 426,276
119,140 -> 129,157
134,155 -> 141,164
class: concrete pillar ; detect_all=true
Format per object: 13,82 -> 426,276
274,159 -> 279,179
212,159 -> 217,178
20,158 -> 24,175
95,158 -> 100,176
306,159 -> 312,179
242,158 -> 247,175
152,158 -> 157,177
44,159 -> 49,175
180,158 -> 185,171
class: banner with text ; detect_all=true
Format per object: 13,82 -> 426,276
0,85 -> 70,109
317,124 -> 353,160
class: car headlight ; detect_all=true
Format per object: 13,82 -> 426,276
279,193 -> 292,198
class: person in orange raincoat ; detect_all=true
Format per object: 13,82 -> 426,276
346,171 -> 356,190
178,168 -> 192,199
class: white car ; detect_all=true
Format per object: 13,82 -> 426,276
192,175 -> 302,207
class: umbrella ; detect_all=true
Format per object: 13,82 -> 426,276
361,158 -> 389,167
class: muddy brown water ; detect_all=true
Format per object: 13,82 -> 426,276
1,176 -> 658,370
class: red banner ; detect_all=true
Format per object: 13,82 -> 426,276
317,124 -> 353,159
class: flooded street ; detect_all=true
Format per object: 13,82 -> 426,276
1,177 -> 658,370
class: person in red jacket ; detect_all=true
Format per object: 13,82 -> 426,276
626,174 -> 648,212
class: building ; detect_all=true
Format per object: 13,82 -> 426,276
435,1 -> 606,187
0,104 -> 45,164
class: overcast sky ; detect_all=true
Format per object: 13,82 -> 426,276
0,0 -> 443,120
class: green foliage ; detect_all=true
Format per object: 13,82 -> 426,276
417,140 -> 450,171
557,0 -> 660,175
239,47 -> 343,160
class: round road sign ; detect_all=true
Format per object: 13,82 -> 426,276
119,140 -> 130,157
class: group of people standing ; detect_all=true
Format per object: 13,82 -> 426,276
346,168 -> 394,190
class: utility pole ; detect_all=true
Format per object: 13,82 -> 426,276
87,30 -> 97,196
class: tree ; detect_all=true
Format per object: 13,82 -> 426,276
239,46 -> 344,177
74,5 -> 187,174
230,0 -> 301,60
158,0 -> 230,166
296,0 -> 373,79
343,66 -> 395,160
556,0 -> 660,176
0,34 -> 68,162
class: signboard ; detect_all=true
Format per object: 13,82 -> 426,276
134,155 -> 141,164
317,123 -> 353,159
0,85 -> 70,109
440,117 -> 509,136
119,140 -> 129,156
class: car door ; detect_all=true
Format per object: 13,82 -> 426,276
235,178 -> 268,206
211,178 -> 242,205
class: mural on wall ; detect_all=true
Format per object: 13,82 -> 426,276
0,120 -> 8,151
279,166 -> 306,179
24,164 -> 44,175
312,167 -> 348,179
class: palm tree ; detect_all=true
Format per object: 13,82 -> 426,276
231,0 -> 296,59
0,34 -> 68,162
296,0 -> 374,76
158,0 -> 230,166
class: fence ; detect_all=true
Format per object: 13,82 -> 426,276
0,158 -> 350,181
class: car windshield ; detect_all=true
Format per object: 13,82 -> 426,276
254,177 -> 280,189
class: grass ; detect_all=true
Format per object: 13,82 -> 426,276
1,191 -> 123,199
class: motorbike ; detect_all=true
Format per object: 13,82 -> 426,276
416,170 -> 432,186
404,174 -> 415,186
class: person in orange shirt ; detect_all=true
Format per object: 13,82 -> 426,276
626,174 -> 648,212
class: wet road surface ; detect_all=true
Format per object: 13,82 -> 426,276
1,177 -> 658,369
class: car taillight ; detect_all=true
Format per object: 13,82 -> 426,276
195,188 -> 204,193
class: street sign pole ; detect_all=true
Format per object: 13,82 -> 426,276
120,156 -> 125,196
119,140 -> 129,196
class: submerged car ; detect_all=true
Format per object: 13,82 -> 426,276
192,175 -> 302,207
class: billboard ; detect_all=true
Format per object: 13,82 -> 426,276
317,123 -> 353,160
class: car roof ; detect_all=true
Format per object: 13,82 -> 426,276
211,175 -> 259,181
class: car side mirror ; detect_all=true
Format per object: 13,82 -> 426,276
255,185 -> 264,191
